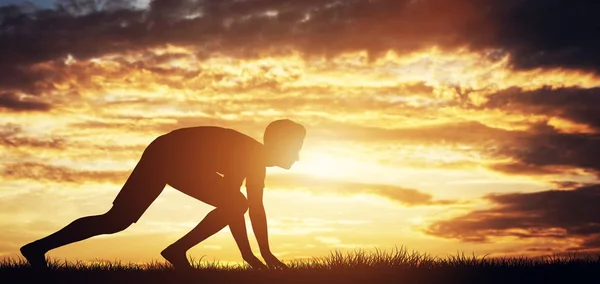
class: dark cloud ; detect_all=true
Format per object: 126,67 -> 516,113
488,162 -> 570,176
54,0 -> 137,16
491,124 -> 600,176
332,108 -> 598,177
0,0 -> 483,64
551,181 -> 595,190
485,0 -> 600,73
1,162 -> 128,183
483,87 -> 600,131
526,247 -> 556,253
0,92 -> 50,111
2,0 -> 597,93
425,184 -> 600,251
267,173 -> 457,206
0,4 -> 147,93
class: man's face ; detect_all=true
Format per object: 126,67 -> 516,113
275,138 -> 304,169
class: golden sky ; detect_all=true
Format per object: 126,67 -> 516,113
2,0 -> 600,264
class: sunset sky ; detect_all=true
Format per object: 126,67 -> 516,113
1,0 -> 600,265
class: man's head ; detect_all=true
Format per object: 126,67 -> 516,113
263,119 -> 306,169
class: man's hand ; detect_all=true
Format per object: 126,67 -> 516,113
262,251 -> 288,269
243,254 -> 268,270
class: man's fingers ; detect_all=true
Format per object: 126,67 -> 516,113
251,262 -> 268,270
266,260 -> 288,269
244,257 -> 268,270
254,263 -> 268,270
273,263 -> 287,269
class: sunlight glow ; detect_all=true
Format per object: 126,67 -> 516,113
3,40 -> 600,264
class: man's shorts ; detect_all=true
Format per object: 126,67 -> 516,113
111,136 -> 168,223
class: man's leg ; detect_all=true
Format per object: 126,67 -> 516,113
20,206 -> 135,268
161,192 -> 248,269
21,144 -> 166,269
161,206 -> 264,269
163,172 -> 249,269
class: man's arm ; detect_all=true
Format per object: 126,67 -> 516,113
245,167 -> 271,254
247,185 -> 270,254
221,174 -> 266,269
246,168 -> 287,268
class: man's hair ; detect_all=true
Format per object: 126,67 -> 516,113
263,119 -> 306,145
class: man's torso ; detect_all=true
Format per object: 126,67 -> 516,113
149,126 -> 266,189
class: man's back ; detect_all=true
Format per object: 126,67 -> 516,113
154,126 -> 266,183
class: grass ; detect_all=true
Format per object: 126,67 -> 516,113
2,247 -> 599,284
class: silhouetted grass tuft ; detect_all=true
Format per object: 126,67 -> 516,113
2,247 -> 599,284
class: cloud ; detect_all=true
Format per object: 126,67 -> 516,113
0,92 -> 51,111
0,160 -> 457,208
551,181 -> 595,190
483,87 -> 600,132
316,120 -> 509,145
267,173 -> 456,206
490,123 -> 600,176
425,184 -> 600,251
1,162 -> 128,184
2,0 -> 598,94
0,123 -> 64,148
485,0 -> 600,73
319,118 -> 600,178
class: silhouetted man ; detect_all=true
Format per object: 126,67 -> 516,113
21,119 -> 306,270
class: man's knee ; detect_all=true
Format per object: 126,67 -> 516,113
221,194 -> 248,216
102,206 -> 135,233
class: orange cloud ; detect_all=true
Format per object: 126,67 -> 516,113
1,162 -> 127,184
267,173 -> 457,206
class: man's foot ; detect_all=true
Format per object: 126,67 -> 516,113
161,245 -> 193,271
20,242 -> 48,269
